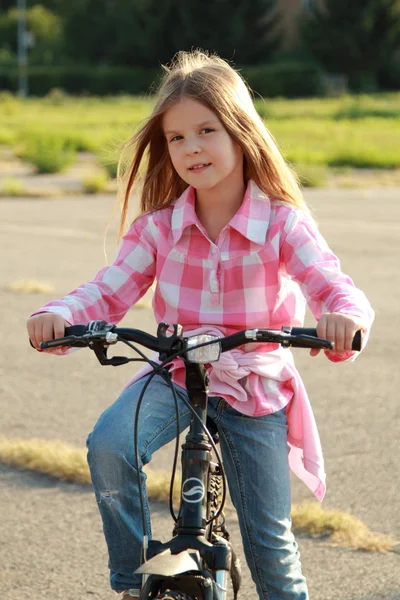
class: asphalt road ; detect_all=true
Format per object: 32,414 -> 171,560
0,186 -> 399,599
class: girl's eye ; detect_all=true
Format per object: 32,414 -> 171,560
168,128 -> 214,143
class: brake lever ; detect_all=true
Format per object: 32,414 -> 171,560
39,327 -> 130,366
82,329 -> 128,366
283,334 -> 334,350
256,330 -> 334,350
90,340 -> 130,366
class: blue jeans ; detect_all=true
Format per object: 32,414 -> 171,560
86,374 -> 308,599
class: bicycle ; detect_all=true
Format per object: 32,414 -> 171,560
40,321 -> 361,600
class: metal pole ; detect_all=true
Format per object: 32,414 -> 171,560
17,0 -> 28,97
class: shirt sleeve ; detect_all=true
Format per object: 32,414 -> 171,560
32,213 -> 157,327
280,209 -> 374,362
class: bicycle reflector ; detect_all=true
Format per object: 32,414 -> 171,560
185,335 -> 221,364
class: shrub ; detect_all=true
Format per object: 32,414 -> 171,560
99,155 -> 119,179
0,62 -> 326,98
0,90 -> 15,103
82,171 -> 108,194
19,133 -> 76,173
327,148 -> 400,169
242,60 -> 325,98
0,128 -> 16,145
378,59 -> 400,91
333,97 -> 400,120
0,90 -> 21,116
0,65 -> 160,96
44,87 -> 69,105
0,176 -> 23,196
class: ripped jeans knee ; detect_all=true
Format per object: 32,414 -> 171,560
86,426 -> 146,501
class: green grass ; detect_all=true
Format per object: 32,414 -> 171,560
294,164 -> 329,188
1,93 -> 400,170
269,117 -> 400,169
254,92 -> 400,121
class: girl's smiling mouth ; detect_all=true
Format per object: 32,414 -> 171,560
188,163 -> 211,172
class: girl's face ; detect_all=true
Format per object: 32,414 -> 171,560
162,97 -> 244,192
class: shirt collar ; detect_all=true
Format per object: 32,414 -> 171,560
171,179 -> 271,246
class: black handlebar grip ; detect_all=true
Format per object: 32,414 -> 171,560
352,330 -> 362,352
290,328 -> 362,351
30,325 -> 89,350
290,328 -> 319,338
65,325 -> 89,336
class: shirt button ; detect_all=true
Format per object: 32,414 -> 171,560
211,247 -> 217,254
210,272 -> 218,292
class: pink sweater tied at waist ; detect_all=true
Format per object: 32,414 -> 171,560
129,325 -> 326,502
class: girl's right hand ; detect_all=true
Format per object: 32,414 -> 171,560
27,313 -> 69,350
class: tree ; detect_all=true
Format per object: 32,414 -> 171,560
63,0 -> 154,65
136,0 -> 282,66
63,0 -> 282,67
301,0 -> 400,90
0,4 -> 64,66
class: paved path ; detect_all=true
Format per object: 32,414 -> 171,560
0,187 -> 399,599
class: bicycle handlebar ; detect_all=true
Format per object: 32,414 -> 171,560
39,322 -> 362,356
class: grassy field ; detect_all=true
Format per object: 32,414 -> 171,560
1,91 -> 400,177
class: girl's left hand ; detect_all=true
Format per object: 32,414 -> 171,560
310,312 -> 366,357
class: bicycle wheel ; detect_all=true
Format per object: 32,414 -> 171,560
153,592 -> 194,599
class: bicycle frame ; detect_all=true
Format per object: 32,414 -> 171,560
136,360 -> 234,600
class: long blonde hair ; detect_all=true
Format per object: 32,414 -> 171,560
117,50 -> 305,240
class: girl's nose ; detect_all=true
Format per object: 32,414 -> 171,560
185,139 -> 201,155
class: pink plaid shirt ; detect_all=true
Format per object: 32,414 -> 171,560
34,180 -> 374,499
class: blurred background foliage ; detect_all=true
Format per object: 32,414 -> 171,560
0,0 -> 399,96
301,0 -> 400,92
1,0 -> 400,188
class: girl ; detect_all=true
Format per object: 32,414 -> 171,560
27,50 -> 374,600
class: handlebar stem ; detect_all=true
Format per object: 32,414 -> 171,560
157,322 -> 184,361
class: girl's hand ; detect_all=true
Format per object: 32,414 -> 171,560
310,312 -> 366,357
27,313 -> 69,350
